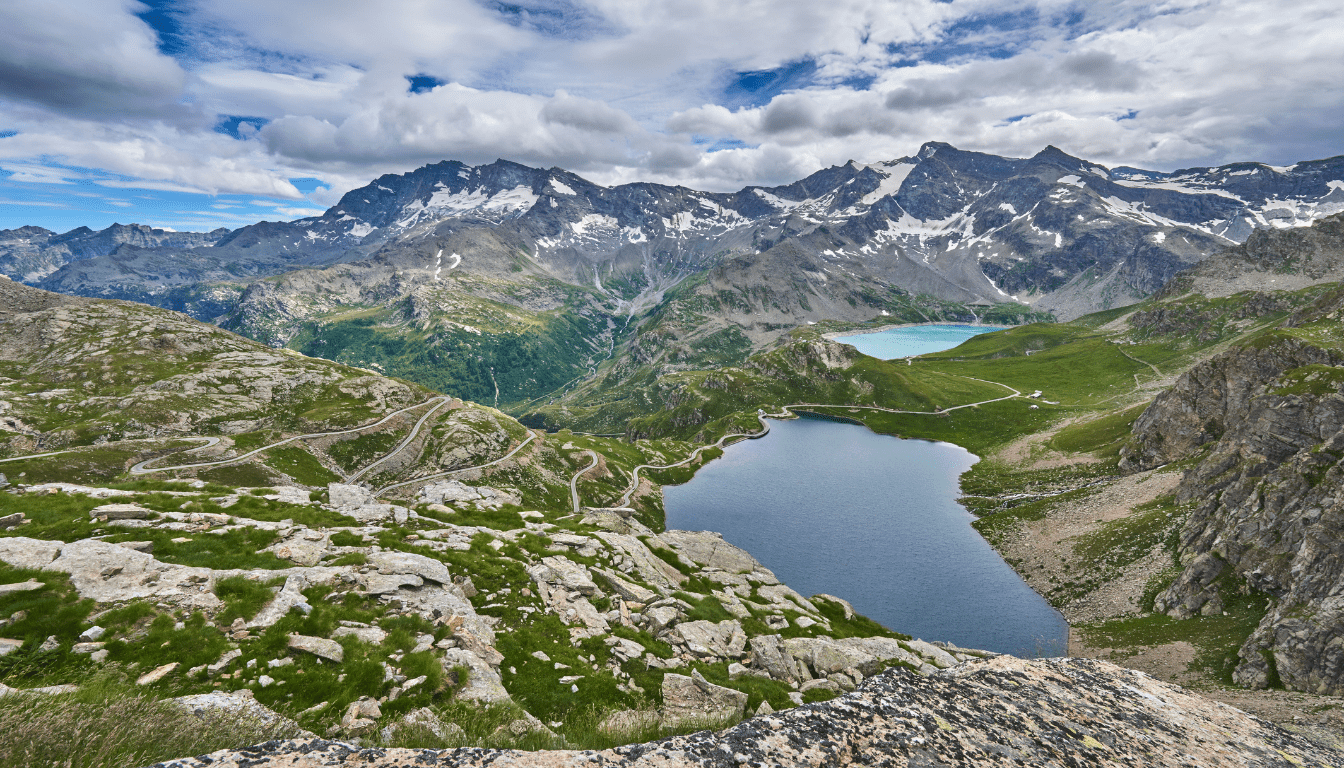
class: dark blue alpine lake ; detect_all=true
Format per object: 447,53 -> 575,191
663,416 -> 1068,658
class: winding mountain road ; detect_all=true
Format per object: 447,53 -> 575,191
373,431 -> 537,496
344,397 -> 453,484
128,397 -> 452,475
569,450 -> 599,513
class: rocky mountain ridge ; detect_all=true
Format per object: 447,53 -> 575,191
16,145 -> 1344,326
0,223 -> 228,284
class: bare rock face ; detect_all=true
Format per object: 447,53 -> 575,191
1121,328 -> 1344,694
147,657 -> 1344,768
1119,334 -> 1343,472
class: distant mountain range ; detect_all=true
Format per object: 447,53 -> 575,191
6,143 -> 1343,322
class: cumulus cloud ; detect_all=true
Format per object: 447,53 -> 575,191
0,0 -> 188,121
0,0 -> 1341,227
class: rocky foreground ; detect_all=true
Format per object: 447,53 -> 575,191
153,655 -> 1341,768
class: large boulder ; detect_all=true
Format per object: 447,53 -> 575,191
660,670 -> 748,729
368,551 -> 452,584
527,556 -> 599,596
442,648 -> 510,703
668,620 -> 747,659
657,530 -> 758,573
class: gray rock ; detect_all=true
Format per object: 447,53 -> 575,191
594,569 -> 658,603
783,637 -> 880,677
0,537 -> 61,569
669,619 -> 747,659
528,556 -> 598,596
89,503 -> 150,520
799,678 -> 840,694
0,580 -> 43,597
645,605 -> 681,635
660,671 -> 748,729
360,572 -> 423,595
328,483 -> 375,509
248,573 -> 313,628
368,551 -> 452,584
288,634 -> 344,663
175,690 -> 310,738
749,634 -> 797,682
904,639 -> 959,669
382,707 -> 465,743
0,512 -> 23,530
657,530 -> 758,573
114,541 -> 153,553
332,626 -> 388,645
208,649 -> 242,675
441,648 -> 510,703
0,638 -> 21,657
137,662 -> 179,685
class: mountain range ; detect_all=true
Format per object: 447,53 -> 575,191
5,143 -> 1344,409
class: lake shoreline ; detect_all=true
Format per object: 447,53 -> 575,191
664,415 -> 1068,657
822,321 -> 1011,341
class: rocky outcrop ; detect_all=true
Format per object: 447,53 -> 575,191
1119,334 -> 1344,471
1122,329 -> 1344,694
150,657 -> 1344,768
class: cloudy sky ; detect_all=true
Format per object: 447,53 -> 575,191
1,0 -> 1342,232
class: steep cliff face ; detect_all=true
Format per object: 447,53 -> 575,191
1119,334 -> 1343,471
1120,313 -> 1344,693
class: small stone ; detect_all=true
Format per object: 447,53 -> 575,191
79,625 -> 106,641
38,635 -> 59,652
90,649 -> 109,663
137,662 -> 179,686
258,675 -> 275,688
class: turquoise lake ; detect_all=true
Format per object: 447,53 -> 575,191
663,416 -> 1068,657
832,323 -> 1006,359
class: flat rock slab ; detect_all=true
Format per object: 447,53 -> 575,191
148,657 -> 1344,768
289,634 -> 344,663
137,662 -> 179,686
0,580 -> 44,597
90,503 -> 151,520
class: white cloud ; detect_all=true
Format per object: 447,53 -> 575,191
0,0 -> 1340,228
0,0 -> 187,121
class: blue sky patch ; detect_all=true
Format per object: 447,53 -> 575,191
132,0 -> 192,56
214,116 -> 270,139
407,74 -> 447,94
722,59 -> 819,109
